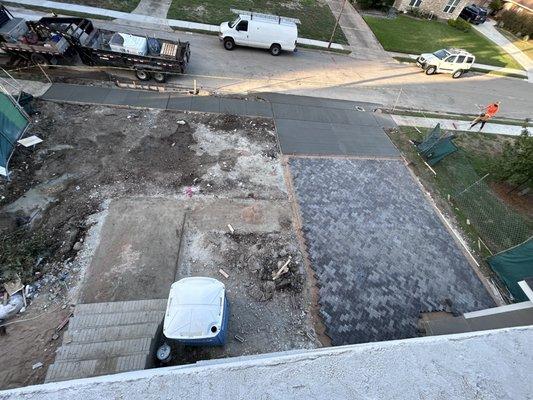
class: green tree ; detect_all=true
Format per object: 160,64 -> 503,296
492,125 -> 533,187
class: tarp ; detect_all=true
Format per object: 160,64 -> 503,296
0,92 -> 29,176
415,123 -> 458,166
487,238 -> 533,302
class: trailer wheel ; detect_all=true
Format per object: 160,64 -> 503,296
153,72 -> 166,83
223,38 -> 235,51
135,69 -> 151,81
270,44 -> 281,56
31,53 -> 49,66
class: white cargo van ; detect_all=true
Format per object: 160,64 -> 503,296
219,9 -> 299,56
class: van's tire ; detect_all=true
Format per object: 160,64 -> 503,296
223,38 -> 235,50
270,44 -> 282,56
452,69 -> 463,79
31,53 -> 49,66
425,65 -> 437,75
135,69 -> 151,81
153,72 -> 166,83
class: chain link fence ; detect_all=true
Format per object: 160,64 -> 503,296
432,151 -> 532,254
452,175 -> 532,254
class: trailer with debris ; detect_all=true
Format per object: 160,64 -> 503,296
0,5 -> 190,82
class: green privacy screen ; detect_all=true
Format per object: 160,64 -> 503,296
0,92 -> 29,176
488,238 -> 533,302
415,123 -> 458,166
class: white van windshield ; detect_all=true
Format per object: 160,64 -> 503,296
229,17 -> 240,28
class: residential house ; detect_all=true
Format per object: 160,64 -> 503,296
393,0 -> 489,20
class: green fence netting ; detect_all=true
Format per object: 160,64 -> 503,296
415,123 -> 458,166
487,238 -> 533,302
0,92 -> 29,175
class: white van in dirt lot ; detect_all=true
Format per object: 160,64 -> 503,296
219,9 -> 299,56
416,48 -> 475,79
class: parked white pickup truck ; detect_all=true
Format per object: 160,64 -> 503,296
416,48 -> 475,79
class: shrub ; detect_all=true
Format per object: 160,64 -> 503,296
491,126 -> 533,186
497,10 -> 533,37
354,0 -> 394,11
489,0 -> 503,12
405,7 -> 437,20
448,18 -> 472,32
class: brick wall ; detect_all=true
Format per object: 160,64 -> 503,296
394,0 -> 470,19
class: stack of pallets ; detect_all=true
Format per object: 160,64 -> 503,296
160,42 -> 177,58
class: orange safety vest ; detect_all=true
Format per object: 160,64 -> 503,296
486,104 -> 499,118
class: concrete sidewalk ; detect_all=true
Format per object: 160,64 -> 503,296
472,20 -> 533,83
7,0 -> 347,50
391,114 -> 527,136
390,52 -> 528,79
324,0 -> 388,59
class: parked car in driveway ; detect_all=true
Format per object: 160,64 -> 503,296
416,48 -> 475,79
459,4 -> 488,24
219,9 -> 299,56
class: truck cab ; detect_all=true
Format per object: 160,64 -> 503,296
459,4 -> 488,25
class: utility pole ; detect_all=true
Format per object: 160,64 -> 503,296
328,0 -> 348,49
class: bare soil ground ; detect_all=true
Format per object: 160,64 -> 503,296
0,100 -> 315,389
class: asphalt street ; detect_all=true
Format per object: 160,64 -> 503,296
100,21 -> 533,120
9,7 -> 533,119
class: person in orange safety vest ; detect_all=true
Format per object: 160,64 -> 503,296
469,102 -> 500,131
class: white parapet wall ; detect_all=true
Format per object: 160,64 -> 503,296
1,326 -> 532,400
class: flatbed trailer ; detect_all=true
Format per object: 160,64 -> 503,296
0,5 -> 190,82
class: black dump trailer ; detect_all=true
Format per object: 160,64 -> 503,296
0,5 -> 190,82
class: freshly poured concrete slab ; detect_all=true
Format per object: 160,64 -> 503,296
372,112 -> 397,129
345,110 -> 382,126
166,95 -> 193,111
70,86 -> 111,104
190,96 -> 221,113
133,91 -> 169,109
219,98 -> 247,116
43,83 -> 109,103
245,100 -> 273,118
257,92 -> 379,111
41,83 -> 79,101
276,119 -> 399,157
102,88 -> 135,106
273,103 -> 352,124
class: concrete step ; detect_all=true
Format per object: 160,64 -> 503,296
55,337 -> 153,362
74,299 -> 167,315
69,310 -> 165,330
45,354 -> 149,383
64,322 -> 161,344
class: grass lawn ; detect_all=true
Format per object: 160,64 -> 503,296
166,0 -> 348,44
51,0 -> 140,13
388,126 -> 532,256
496,28 -> 533,62
364,15 -> 523,69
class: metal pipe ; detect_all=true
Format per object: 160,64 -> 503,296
328,0 -> 347,49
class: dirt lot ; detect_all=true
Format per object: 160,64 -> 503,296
0,100 -> 316,389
